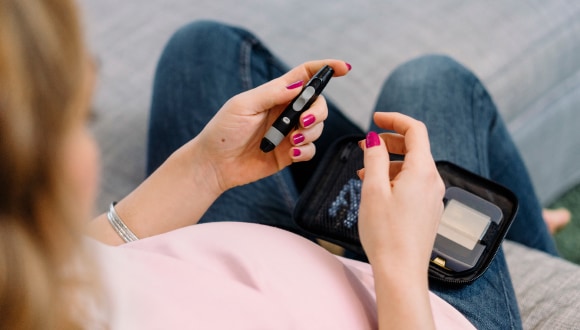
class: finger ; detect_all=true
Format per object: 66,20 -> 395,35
362,131 -> 390,186
298,59 -> 352,80
357,168 -> 365,180
299,96 -> 328,128
290,143 -> 316,162
372,112 -> 432,164
291,122 -> 324,146
380,132 -> 406,155
357,160 -> 403,182
236,60 -> 351,115
359,133 -> 405,155
388,161 -> 404,179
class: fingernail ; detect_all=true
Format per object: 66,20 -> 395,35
302,114 -> 316,128
292,148 -> 301,157
292,133 -> 305,145
286,80 -> 304,90
345,62 -> 352,71
365,131 -> 380,148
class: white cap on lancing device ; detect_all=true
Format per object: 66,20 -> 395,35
260,65 -> 334,153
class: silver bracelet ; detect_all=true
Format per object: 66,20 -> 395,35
107,202 -> 139,243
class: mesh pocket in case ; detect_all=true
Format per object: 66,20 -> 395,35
293,135 -> 518,284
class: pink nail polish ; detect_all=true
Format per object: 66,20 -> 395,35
292,133 -> 305,145
302,114 -> 316,128
292,148 -> 301,157
365,131 -> 380,148
345,62 -> 352,71
286,80 -> 304,90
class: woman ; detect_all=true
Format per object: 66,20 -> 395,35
0,0 -> 103,328
0,0 -> 558,328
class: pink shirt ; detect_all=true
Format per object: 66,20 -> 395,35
93,222 -> 474,329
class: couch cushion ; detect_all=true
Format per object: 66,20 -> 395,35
504,240 -> 580,329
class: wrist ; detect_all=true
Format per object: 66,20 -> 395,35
88,137 -> 225,243
369,251 -> 430,287
370,253 -> 435,328
178,137 -> 224,198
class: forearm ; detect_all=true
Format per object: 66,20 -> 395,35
86,138 -> 222,245
372,260 -> 435,330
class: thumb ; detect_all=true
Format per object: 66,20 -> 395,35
234,59 -> 349,116
234,77 -> 304,116
362,131 -> 390,185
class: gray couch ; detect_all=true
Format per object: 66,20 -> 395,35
80,0 -> 580,328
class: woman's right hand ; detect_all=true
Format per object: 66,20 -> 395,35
357,112 -> 444,329
358,112 -> 445,272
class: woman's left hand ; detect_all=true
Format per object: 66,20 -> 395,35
88,60 -> 350,244
193,59 -> 351,193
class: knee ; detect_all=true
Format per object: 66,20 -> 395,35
376,54 -> 497,126
170,20 -> 233,46
387,54 -> 478,92
160,20 -> 246,63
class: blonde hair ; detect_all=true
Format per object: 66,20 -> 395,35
0,0 -> 103,328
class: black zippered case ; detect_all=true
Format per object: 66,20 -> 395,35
293,135 -> 518,284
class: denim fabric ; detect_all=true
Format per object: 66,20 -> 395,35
147,20 -> 557,329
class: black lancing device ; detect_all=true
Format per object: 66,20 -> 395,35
260,65 -> 334,153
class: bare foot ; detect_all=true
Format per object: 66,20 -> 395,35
543,208 -> 572,234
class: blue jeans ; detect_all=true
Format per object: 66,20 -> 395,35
147,21 -> 558,329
